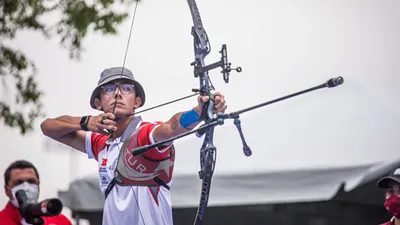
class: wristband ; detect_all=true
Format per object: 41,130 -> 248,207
179,109 -> 199,129
80,116 -> 91,131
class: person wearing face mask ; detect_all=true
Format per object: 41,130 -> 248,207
377,168 -> 400,225
0,160 -> 72,225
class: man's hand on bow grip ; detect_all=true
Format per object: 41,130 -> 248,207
87,113 -> 117,135
197,92 -> 227,116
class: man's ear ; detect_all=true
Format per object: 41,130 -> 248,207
94,98 -> 103,110
133,97 -> 142,109
4,185 -> 12,199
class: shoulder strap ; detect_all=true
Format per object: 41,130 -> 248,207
105,177 -> 170,199
120,116 -> 143,142
104,117 -> 142,199
153,177 -> 170,190
104,177 -> 116,199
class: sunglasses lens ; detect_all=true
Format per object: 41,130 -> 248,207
120,84 -> 134,94
102,84 -> 117,94
101,84 -> 134,95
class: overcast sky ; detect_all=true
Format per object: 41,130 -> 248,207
1,0 -> 399,221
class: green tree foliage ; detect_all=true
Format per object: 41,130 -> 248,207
0,0 -> 138,134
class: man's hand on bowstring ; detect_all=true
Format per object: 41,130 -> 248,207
87,113 -> 117,135
197,92 -> 227,115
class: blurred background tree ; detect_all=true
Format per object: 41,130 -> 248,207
0,0 -> 138,135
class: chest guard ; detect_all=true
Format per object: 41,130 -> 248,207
113,123 -> 175,188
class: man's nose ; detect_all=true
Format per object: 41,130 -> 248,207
114,87 -> 122,98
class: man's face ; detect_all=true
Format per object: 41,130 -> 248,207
98,80 -> 142,116
4,168 -> 39,200
386,181 -> 400,197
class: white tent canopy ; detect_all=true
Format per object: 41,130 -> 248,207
59,157 -> 400,212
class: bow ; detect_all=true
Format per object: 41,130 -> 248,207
118,0 -> 344,224
187,1 -> 243,224
186,1 -> 245,224
132,1 -> 244,224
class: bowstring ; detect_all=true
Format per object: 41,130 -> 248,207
111,1 -> 139,115
110,1 -> 147,225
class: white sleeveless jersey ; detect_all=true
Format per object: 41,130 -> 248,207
84,120 -> 174,225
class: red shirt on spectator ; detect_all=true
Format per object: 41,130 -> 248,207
0,202 -> 72,225
380,217 -> 395,225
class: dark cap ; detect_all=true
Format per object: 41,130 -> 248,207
377,168 -> 400,188
90,67 -> 146,109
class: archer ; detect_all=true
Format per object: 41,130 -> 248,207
40,66 -> 227,225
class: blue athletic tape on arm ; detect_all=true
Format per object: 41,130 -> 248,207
179,109 -> 199,128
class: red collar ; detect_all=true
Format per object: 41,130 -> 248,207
3,201 -> 23,224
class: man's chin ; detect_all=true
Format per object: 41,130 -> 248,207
113,109 -> 134,118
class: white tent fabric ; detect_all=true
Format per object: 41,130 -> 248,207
58,158 -> 400,212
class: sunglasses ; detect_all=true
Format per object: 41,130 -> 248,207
101,83 -> 135,95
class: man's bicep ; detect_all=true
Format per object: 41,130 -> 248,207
149,124 -> 173,151
151,120 -> 177,144
53,130 -> 87,153
138,123 -> 173,158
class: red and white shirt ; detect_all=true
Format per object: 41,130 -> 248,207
85,120 -> 174,225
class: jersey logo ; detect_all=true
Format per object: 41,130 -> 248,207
101,158 -> 108,166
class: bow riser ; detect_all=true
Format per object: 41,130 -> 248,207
187,0 -> 224,224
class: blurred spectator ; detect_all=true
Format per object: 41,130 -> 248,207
0,160 -> 72,225
377,168 -> 400,225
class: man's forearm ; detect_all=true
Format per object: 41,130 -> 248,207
153,106 -> 202,143
41,115 -> 83,139
169,108 -> 201,132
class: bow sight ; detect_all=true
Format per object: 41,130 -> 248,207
191,44 -> 242,84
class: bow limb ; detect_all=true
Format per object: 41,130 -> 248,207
187,0 -> 216,224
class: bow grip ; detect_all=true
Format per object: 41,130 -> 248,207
198,93 -> 215,121
196,93 -> 215,138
